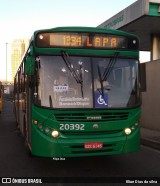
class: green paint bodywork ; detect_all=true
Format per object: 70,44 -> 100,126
23,27 -> 140,157
31,105 -> 141,157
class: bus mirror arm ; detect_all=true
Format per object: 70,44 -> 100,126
139,63 -> 146,92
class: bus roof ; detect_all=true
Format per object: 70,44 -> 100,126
33,26 -> 138,38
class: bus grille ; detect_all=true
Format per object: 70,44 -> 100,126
60,130 -> 123,136
54,112 -> 129,122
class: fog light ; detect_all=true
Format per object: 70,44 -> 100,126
38,124 -> 43,130
52,130 -> 59,138
131,126 -> 135,130
124,128 -> 132,135
45,128 -> 50,134
135,123 -> 139,126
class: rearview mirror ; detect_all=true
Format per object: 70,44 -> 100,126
25,56 -> 35,75
139,63 -> 146,92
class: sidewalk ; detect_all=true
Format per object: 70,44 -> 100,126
141,127 -> 160,150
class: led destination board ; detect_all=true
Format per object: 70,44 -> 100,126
36,32 -> 129,49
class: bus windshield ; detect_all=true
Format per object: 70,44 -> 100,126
36,55 -> 140,109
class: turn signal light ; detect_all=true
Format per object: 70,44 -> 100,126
33,120 -> 38,125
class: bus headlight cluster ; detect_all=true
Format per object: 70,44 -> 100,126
34,121 -> 59,138
38,125 -> 59,138
124,122 -> 139,136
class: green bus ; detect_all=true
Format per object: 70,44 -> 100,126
14,27 -> 141,157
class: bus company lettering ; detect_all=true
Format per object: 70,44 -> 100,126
59,96 -> 90,106
59,97 -> 89,102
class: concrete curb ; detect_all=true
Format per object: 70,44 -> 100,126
141,138 -> 160,150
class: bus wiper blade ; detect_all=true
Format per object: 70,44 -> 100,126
61,51 -> 82,84
61,51 -> 84,97
97,64 -> 108,107
79,61 -> 84,98
102,52 -> 119,81
97,64 -> 104,97
49,95 -> 53,108
96,52 -> 119,106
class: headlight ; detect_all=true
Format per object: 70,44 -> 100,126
124,128 -> 132,135
51,130 -> 59,138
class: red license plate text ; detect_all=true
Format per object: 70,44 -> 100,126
84,142 -> 103,149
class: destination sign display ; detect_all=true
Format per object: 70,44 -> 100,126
36,32 -> 128,49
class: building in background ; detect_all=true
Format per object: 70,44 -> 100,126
11,39 -> 29,81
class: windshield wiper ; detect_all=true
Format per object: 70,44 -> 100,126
102,52 -> 119,81
61,51 -> 84,97
79,61 -> 84,98
49,95 -> 53,108
61,51 -> 81,83
96,52 -> 119,105
97,64 -> 104,97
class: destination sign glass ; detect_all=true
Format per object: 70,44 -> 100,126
36,32 -> 128,49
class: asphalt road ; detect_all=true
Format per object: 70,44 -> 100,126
0,99 -> 160,185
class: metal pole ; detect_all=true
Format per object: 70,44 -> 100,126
151,34 -> 160,60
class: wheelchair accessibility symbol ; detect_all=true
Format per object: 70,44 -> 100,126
95,93 -> 108,108
97,95 -> 107,105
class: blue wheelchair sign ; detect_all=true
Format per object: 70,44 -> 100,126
95,93 -> 108,108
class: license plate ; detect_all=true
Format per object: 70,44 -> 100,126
84,142 -> 103,149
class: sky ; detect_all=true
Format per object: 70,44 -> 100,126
0,0 -> 139,81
